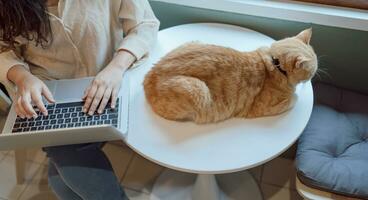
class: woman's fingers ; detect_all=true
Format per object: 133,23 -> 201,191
88,86 -> 106,115
82,87 -> 90,100
83,84 -> 98,113
12,75 -> 55,118
20,93 -> 37,118
32,92 -> 48,116
16,97 -> 27,118
97,88 -> 112,114
15,100 -> 24,118
41,85 -> 55,103
110,88 -> 118,109
14,106 -> 20,118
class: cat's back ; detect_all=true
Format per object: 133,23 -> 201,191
151,42 -> 246,75
166,42 -> 243,62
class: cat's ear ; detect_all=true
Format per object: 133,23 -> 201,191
295,28 -> 312,45
295,56 -> 310,68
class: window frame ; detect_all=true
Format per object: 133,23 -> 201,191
151,0 -> 368,31
292,0 -> 368,10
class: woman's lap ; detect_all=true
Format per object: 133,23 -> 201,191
43,142 -> 128,200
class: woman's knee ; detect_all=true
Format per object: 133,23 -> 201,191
43,142 -> 105,159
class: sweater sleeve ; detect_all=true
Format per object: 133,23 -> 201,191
0,42 -> 29,100
118,0 -> 160,67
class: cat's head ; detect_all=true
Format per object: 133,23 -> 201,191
268,28 -> 318,85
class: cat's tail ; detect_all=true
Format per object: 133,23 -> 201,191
144,74 -> 212,123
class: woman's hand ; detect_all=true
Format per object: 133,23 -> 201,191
83,50 -> 136,115
7,65 -> 55,119
82,66 -> 124,115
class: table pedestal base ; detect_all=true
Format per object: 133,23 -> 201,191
150,169 -> 263,200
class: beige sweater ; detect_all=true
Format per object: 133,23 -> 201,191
0,0 -> 160,100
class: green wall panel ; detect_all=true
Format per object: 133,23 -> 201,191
150,1 -> 368,94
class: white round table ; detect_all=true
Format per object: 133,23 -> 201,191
125,23 -> 314,200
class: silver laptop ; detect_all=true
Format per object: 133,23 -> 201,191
0,75 -> 130,150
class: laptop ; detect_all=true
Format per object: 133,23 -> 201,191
0,75 -> 130,150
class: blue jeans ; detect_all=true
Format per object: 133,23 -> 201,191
43,143 -> 128,200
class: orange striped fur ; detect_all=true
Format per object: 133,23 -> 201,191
144,29 -> 317,124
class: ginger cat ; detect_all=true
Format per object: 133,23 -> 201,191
144,29 -> 318,124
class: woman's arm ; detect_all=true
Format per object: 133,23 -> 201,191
0,49 -> 29,99
83,0 -> 160,115
117,0 -> 160,62
0,43 -> 51,118
0,33 -> 56,118
7,65 -> 31,86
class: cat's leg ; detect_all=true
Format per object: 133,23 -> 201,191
247,97 -> 294,118
144,75 -> 213,123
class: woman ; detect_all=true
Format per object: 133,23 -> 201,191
0,0 -> 159,199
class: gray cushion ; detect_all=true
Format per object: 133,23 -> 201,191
296,83 -> 368,199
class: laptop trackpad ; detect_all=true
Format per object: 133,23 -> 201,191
52,77 -> 93,102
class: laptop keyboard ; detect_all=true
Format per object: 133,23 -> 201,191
12,99 -> 119,133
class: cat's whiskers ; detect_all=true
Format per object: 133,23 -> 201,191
313,55 -> 331,80
314,67 -> 331,80
317,55 -> 328,59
